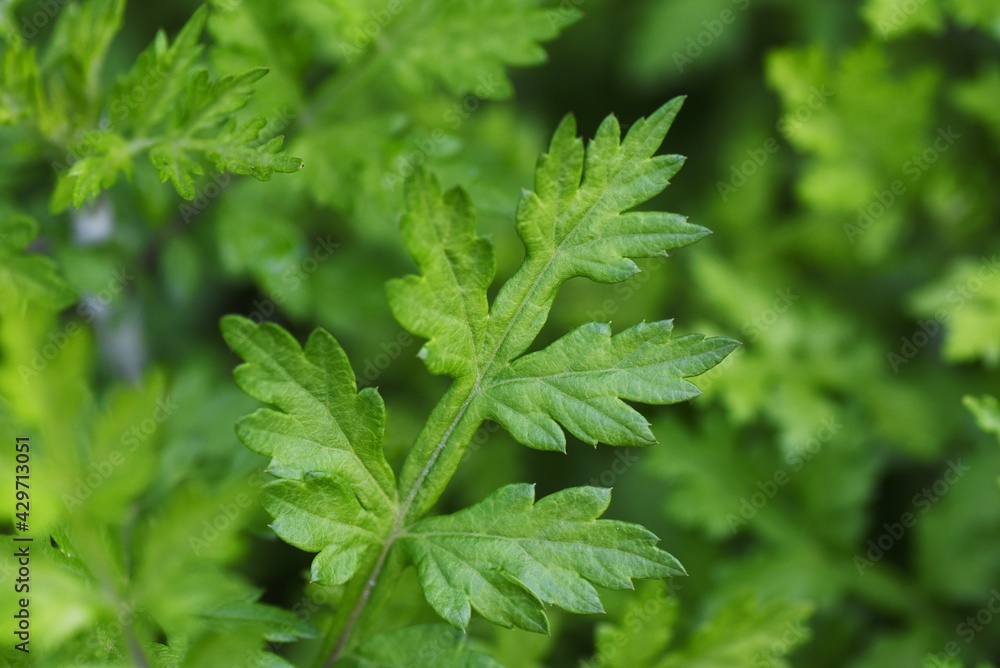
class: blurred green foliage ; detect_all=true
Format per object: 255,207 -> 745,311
1,0 -> 1000,666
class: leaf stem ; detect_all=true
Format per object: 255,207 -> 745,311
318,381 -> 483,665
322,535 -> 394,668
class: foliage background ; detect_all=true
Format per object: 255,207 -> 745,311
1,0 -> 1000,666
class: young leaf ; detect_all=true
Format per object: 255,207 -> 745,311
487,97 -> 710,360
400,483 -> 684,633
395,98 -> 737,515
387,170 -> 495,379
0,32 -> 57,131
514,99 -> 702,283
146,69 -> 302,198
43,0 -> 126,115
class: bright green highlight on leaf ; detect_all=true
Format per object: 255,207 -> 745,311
965,394 -> 1000,443
965,394 -> 1000,490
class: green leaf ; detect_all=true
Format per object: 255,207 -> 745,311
478,321 -> 739,451
81,371 -> 168,523
393,98 -> 735,524
147,68 -> 302,198
588,588 -> 813,668
221,316 -> 397,512
0,209 -> 76,314
400,483 -> 684,633
346,624 -> 502,667
391,98 -> 714,384
108,5 -> 209,135
206,117 -> 304,179
387,169 -> 495,378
